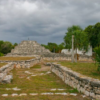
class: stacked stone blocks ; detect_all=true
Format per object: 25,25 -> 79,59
7,41 -> 50,56
51,63 -> 100,100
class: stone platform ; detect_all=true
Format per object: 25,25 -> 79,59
6,40 -> 50,56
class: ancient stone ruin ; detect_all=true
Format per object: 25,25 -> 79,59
6,40 -> 50,56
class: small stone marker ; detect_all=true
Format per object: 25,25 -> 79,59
12,87 -> 21,91
57,89 -> 66,91
11,93 -> 18,96
2,94 -> 8,97
46,71 -> 51,74
19,93 -> 27,96
55,93 -> 68,95
50,89 -> 56,91
41,93 -> 54,95
29,93 -> 38,96
70,93 -> 77,96
25,71 -> 33,74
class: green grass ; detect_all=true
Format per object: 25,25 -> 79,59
0,64 -> 90,100
32,64 -> 41,68
58,61 -> 100,80
0,57 -> 35,61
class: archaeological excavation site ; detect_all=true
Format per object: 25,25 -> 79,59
0,40 -> 100,100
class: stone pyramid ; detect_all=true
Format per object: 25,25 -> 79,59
7,40 -> 50,56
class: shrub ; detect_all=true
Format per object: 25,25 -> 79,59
94,46 -> 100,72
0,52 -> 4,56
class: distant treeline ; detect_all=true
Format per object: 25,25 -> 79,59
0,41 -> 18,56
41,42 -> 65,53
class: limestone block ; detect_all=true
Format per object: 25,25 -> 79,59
85,90 -> 90,96
90,92 -> 95,98
2,75 -> 13,83
16,64 -> 21,69
96,95 -> 100,100
0,73 -> 7,82
77,84 -> 80,91
80,87 -> 85,93
95,89 -> 100,94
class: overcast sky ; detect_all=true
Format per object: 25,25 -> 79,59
0,0 -> 100,44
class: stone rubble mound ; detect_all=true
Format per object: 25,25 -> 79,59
6,40 -> 50,56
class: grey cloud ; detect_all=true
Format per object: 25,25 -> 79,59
0,0 -> 100,44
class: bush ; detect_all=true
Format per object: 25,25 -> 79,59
94,46 -> 100,72
0,52 -> 4,56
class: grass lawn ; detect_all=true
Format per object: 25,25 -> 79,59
58,61 -> 100,80
0,63 -> 7,68
0,64 -> 90,100
0,57 -> 35,61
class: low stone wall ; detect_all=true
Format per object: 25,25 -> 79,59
0,58 -> 42,84
0,58 -> 42,69
42,53 -> 93,62
51,63 -> 100,100
0,63 -> 13,83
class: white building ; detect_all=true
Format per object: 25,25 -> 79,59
61,45 -> 92,56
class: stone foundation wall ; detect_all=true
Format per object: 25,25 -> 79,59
0,58 -> 42,69
42,53 -> 93,62
0,58 -> 42,83
0,63 -> 13,83
51,63 -> 100,100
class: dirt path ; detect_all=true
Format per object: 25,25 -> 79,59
0,63 -> 91,100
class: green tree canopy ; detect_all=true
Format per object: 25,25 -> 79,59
1,41 -> 13,54
64,25 -> 89,51
41,42 -> 65,53
84,22 -> 100,48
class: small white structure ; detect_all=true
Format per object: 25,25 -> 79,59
61,45 -> 92,56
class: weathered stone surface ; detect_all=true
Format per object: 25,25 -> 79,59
51,63 -> 100,100
6,40 -> 50,56
2,75 -> 13,83
45,62 -> 52,66
42,53 -> 93,62
96,95 -> 100,100
0,63 -> 13,73
90,92 -> 95,98
0,73 -> 7,82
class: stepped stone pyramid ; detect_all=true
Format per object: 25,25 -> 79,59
7,40 -> 50,56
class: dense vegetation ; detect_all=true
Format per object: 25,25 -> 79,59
41,42 -> 65,53
0,40 -> 18,56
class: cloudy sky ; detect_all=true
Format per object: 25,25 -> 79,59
0,0 -> 100,44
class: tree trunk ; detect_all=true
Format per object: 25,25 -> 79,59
75,48 -> 77,62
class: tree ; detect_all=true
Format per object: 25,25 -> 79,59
41,42 -> 65,53
84,22 -> 100,48
13,43 -> 18,49
47,43 -> 58,53
64,25 -> 89,62
1,41 -> 13,54
0,40 -> 4,53
58,42 -> 65,53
